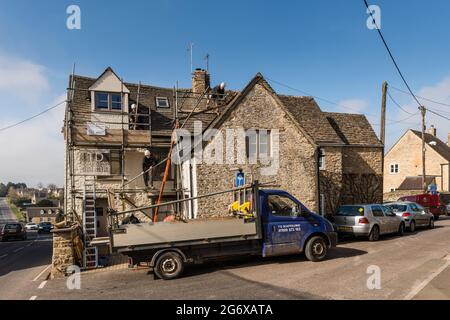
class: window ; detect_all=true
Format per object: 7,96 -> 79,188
371,206 -> 385,217
337,206 -> 365,216
318,148 -> 325,170
267,195 -> 300,217
80,149 -> 122,175
95,93 -> 109,109
156,97 -> 170,108
111,94 -> 122,110
95,92 -> 122,111
390,164 -> 399,174
245,130 -> 272,160
390,188 -> 396,192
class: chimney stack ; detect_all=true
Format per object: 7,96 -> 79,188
427,125 -> 437,137
192,68 -> 210,94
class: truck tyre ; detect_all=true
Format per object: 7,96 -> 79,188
409,220 -> 416,233
428,218 -> 435,229
304,236 -> 328,262
154,252 -> 184,280
368,225 -> 380,241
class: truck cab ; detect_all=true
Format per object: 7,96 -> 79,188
260,190 -> 337,260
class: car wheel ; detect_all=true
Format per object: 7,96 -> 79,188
305,236 -> 328,262
154,252 -> 184,280
409,220 -> 416,233
369,225 -> 380,241
429,218 -> 435,229
398,223 -> 405,236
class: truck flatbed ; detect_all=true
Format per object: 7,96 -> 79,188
112,217 -> 259,252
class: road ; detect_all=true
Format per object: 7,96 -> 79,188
0,198 -> 53,300
26,216 -> 450,300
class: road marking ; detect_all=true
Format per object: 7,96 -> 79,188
404,256 -> 450,300
0,254 -> 7,259
38,280 -> 47,289
33,264 -> 52,282
13,247 -> 24,253
29,296 -> 37,300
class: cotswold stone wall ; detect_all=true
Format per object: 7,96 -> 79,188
319,147 -> 343,215
51,224 -> 82,279
195,82 -> 318,217
383,190 -> 423,203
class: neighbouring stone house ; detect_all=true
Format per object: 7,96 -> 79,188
384,127 -> 450,201
183,73 -> 384,217
26,207 -> 60,224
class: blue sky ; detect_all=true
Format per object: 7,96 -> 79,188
1,0 -> 450,186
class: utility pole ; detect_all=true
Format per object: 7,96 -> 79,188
380,81 -> 387,145
204,53 -> 210,73
420,106 -> 427,192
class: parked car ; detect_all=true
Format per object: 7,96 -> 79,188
333,204 -> 405,241
0,223 -> 27,241
38,222 -> 53,233
25,222 -> 39,231
398,193 -> 449,220
385,201 -> 435,232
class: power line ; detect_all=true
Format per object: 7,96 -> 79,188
363,0 -> 422,108
0,100 -> 67,133
386,89 -> 416,115
389,85 -> 450,108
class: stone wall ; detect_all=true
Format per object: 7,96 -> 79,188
319,147 -> 343,215
195,81 -> 319,217
383,189 -> 423,202
51,224 -> 83,279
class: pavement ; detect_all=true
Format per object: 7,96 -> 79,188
0,198 -> 53,300
21,216 -> 450,300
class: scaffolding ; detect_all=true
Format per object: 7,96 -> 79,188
64,70 -> 229,269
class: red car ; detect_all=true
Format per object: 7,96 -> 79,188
398,193 -> 449,220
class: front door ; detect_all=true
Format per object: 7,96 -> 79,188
264,193 -> 308,256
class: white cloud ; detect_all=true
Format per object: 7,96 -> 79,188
0,54 -> 50,104
0,93 -> 66,187
337,99 -> 369,114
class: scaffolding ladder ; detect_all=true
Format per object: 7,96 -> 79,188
83,176 -> 98,269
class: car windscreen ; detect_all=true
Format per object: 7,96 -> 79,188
387,204 -> 407,212
337,206 -> 364,216
5,224 -> 20,230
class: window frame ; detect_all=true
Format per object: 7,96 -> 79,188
245,130 -> 272,160
318,148 -> 326,170
267,194 -> 300,218
95,92 -> 123,111
389,163 -> 399,174
156,97 -> 170,108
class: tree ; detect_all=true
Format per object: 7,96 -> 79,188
47,184 -> 57,191
36,199 -> 55,207
36,182 -> 44,190
0,183 -> 7,197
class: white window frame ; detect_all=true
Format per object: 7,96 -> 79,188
245,130 -> 272,160
318,148 -> 326,170
156,97 -> 170,108
389,163 -> 399,174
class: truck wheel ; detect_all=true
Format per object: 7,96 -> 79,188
305,236 -> 328,262
154,252 -> 184,280
368,225 -> 380,241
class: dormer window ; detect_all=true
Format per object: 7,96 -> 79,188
95,92 -> 122,111
156,97 -> 170,108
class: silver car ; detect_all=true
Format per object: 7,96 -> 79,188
333,204 -> 405,241
385,201 -> 435,232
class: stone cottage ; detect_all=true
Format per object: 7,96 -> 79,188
182,73 -> 384,218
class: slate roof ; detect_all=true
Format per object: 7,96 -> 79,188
68,69 -> 381,148
410,130 -> 450,161
397,176 -> 437,191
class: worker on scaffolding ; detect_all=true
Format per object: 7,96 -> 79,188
143,149 -> 157,189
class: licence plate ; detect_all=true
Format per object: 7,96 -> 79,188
337,226 -> 353,232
